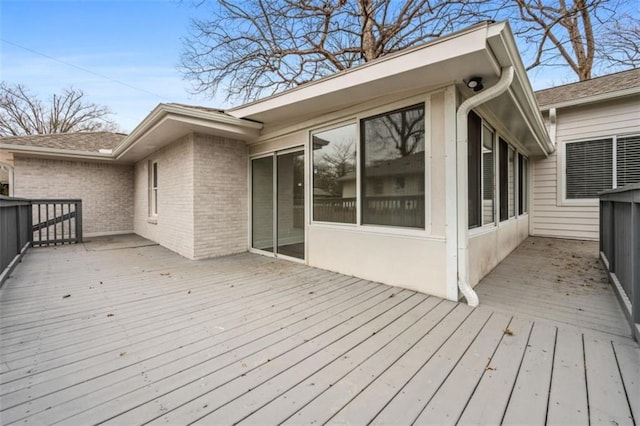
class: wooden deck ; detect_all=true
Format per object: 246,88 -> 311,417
0,236 -> 638,425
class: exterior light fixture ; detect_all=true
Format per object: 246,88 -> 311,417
466,77 -> 484,92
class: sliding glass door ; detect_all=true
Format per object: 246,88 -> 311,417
251,149 -> 305,260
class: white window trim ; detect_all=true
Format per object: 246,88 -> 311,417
558,136 -> 614,207
308,94 -> 434,237
149,160 -> 158,218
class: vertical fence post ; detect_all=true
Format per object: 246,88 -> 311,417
76,200 -> 83,243
633,200 -> 639,325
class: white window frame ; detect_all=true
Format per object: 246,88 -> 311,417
558,136 -> 618,207
149,161 -> 158,217
307,93 -> 434,238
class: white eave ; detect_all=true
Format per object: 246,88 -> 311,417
113,103 -> 262,162
227,21 -> 553,157
0,143 -> 115,162
227,22 -> 501,124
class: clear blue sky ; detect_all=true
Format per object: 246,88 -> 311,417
0,0 -> 630,132
1,0 -> 221,132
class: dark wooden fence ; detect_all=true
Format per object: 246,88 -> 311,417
0,197 -> 83,286
0,196 -> 32,285
600,183 -> 640,341
31,199 -> 83,247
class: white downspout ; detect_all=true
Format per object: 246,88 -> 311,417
455,66 -> 514,307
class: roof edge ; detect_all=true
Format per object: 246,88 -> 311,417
112,103 -> 263,159
1,143 -> 116,161
539,86 -> 640,110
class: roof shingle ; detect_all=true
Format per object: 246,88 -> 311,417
535,68 -> 640,107
0,132 -> 126,153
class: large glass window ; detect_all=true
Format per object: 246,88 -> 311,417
565,135 -> 640,200
361,104 -> 425,228
312,124 -> 357,223
566,139 -> 612,199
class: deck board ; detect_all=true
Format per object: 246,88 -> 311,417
547,328 -> 589,424
501,322 -> 556,425
1,235 -> 638,425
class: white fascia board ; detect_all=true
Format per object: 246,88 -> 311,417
227,23 -> 491,120
487,22 -> 554,156
113,103 -> 263,160
0,144 -> 115,161
538,86 -> 640,111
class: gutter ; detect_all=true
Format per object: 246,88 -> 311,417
455,65 -> 514,307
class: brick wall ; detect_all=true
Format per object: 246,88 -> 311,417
193,134 -> 248,259
133,135 -> 195,258
13,156 -> 134,236
132,133 -> 248,260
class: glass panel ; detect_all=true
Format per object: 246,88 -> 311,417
277,151 -> 305,259
251,156 -> 274,252
566,138 -> 612,198
482,126 -> 494,225
508,146 -> 515,217
468,111 -> 482,229
361,104 -> 425,228
312,124 -> 357,223
499,138 -> 508,221
518,154 -> 527,214
616,135 -> 640,187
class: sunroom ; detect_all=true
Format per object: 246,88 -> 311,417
225,20 -> 553,302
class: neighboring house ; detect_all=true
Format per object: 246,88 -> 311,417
531,68 -> 640,241
0,132 -> 134,237
2,21 -> 636,306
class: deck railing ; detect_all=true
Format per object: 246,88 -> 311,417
600,183 -> 640,341
0,197 -> 83,286
30,199 -> 83,247
0,196 -> 32,285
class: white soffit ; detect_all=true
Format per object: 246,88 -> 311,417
228,23 -> 500,124
115,104 -> 262,162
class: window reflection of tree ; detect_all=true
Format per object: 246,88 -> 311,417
365,106 -> 425,163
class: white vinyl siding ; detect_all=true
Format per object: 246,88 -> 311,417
531,97 -> 640,241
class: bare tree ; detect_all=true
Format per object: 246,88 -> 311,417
181,0 -> 493,101
506,0 -> 635,81
0,83 -> 119,137
599,14 -> 640,68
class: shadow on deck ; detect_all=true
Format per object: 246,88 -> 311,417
0,235 -> 638,425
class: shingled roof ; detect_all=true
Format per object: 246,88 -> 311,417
535,68 -> 640,108
0,132 -> 127,153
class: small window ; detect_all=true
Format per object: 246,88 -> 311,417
518,154 -> 528,214
467,112 -> 495,229
482,126 -> 495,225
508,146 -> 515,218
149,161 -> 158,216
361,104 -> 425,228
311,123 -> 357,223
499,139 -> 509,221
566,139 -> 612,199
467,111 -> 482,229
